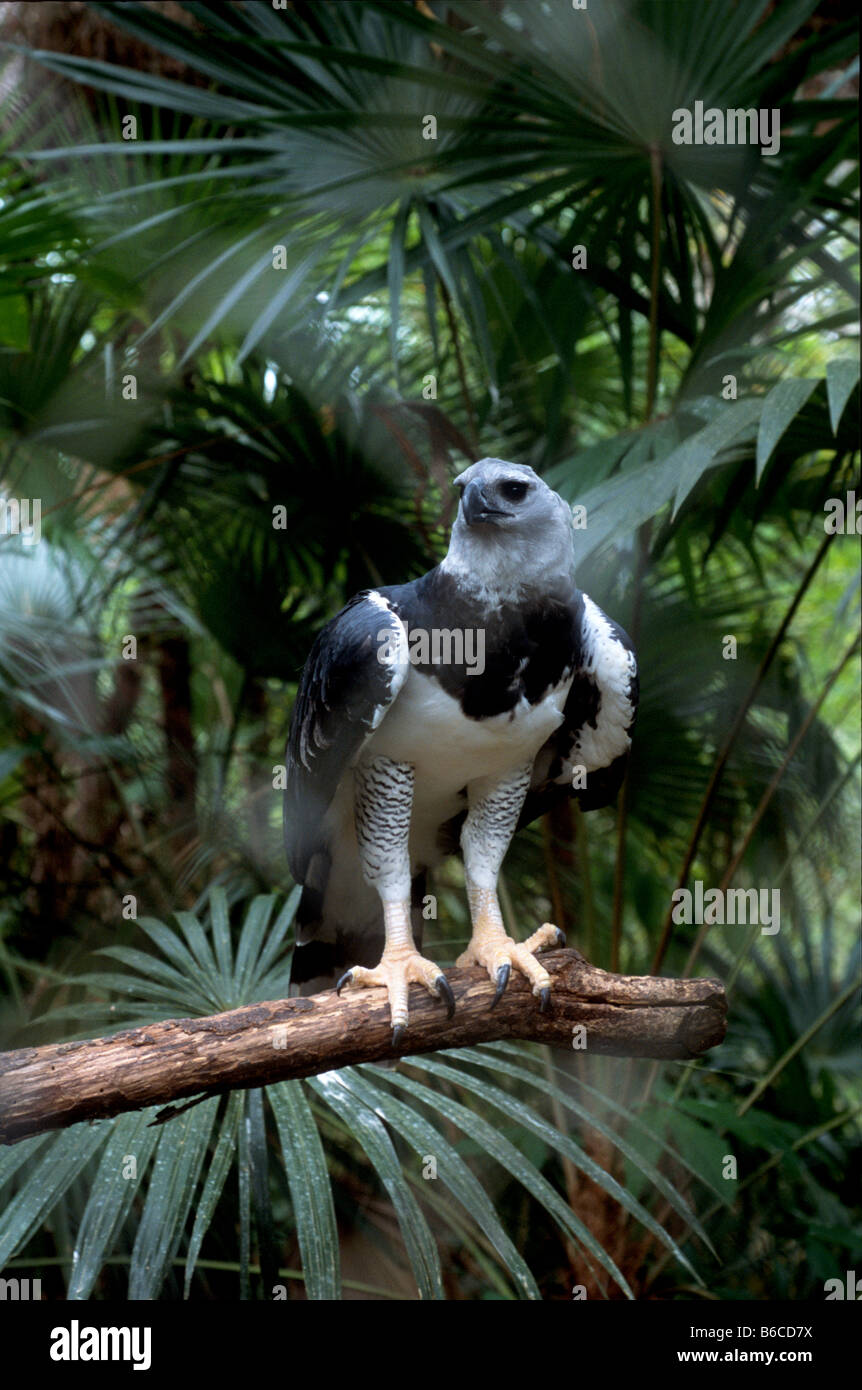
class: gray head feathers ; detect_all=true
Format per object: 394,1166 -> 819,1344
442,458 -> 576,603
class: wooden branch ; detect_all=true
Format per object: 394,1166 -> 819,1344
0,950 -> 726,1146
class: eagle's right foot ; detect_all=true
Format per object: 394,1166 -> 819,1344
336,947 -> 455,1047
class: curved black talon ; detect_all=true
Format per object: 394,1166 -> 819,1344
554,928 -> 566,948
538,986 -> 551,1014
336,969 -> 354,996
392,1023 -> 406,1049
491,961 -> 511,1009
435,974 -> 456,1020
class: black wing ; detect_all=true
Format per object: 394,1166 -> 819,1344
518,591 -> 639,828
284,591 -> 408,883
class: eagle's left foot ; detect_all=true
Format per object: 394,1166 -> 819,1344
457,922 -> 564,1010
336,947 -> 455,1046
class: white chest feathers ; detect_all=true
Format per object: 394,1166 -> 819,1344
364,665 -> 570,792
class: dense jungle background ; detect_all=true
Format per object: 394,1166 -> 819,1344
0,0 -> 859,1301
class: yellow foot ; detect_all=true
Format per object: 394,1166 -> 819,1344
336,949 -> 455,1047
457,922 -> 564,1011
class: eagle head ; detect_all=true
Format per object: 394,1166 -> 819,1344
446,458 -> 576,601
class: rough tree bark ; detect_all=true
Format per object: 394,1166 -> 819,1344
0,949 -> 726,1146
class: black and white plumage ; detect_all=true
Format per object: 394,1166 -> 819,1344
284,458 -> 638,1041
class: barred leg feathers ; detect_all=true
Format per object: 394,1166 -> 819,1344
458,764 -> 563,1010
339,756 -> 454,1044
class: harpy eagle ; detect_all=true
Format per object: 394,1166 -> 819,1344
284,459 -> 638,1044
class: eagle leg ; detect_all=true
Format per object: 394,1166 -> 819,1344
457,886 -> 561,1006
343,756 -> 454,1042
456,766 -> 563,1009
335,902 -> 453,1042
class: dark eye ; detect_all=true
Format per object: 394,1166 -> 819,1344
500,480 -> 529,502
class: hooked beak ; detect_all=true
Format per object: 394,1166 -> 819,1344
461,480 -> 512,527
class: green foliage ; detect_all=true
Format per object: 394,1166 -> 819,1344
0,892 -> 705,1298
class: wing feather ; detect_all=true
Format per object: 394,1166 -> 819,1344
519,591 -> 638,827
284,591 -> 408,882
